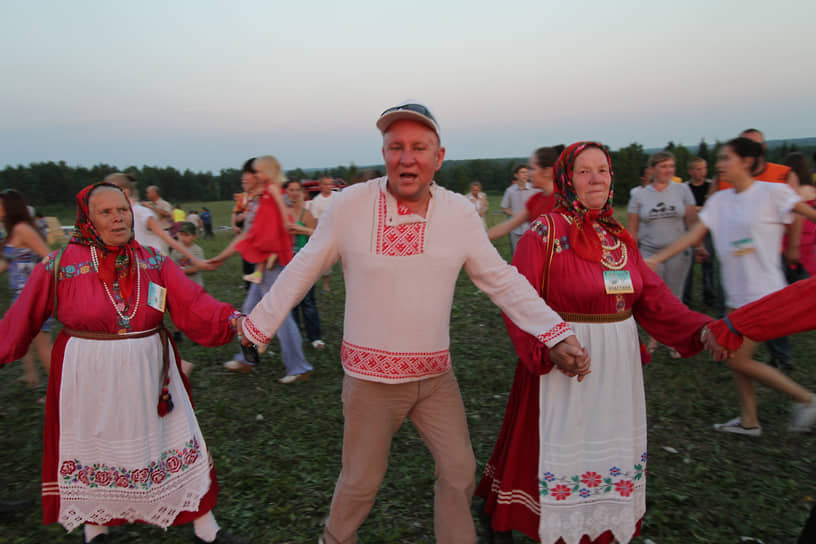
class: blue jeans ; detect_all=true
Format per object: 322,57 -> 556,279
292,284 -> 321,342
233,264 -> 313,376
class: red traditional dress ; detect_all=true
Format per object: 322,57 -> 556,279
0,185 -> 239,532
477,142 -> 712,544
235,184 -> 293,266
476,213 -> 711,543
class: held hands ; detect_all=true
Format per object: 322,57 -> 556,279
700,326 -> 730,361
549,335 -> 591,382
205,256 -> 226,269
235,317 -> 252,346
644,257 -> 659,272
192,256 -> 218,272
236,316 -> 269,354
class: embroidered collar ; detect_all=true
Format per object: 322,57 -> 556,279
378,177 -> 435,226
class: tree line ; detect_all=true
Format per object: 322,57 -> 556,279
1,139 -> 811,211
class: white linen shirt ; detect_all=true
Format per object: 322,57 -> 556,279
243,177 -> 572,383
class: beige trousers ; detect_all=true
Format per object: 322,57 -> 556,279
322,371 -> 477,544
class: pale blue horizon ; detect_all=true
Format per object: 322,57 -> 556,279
1,0 -> 814,173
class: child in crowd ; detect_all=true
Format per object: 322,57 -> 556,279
170,222 -> 205,287
168,221 -> 203,377
241,173 -> 291,284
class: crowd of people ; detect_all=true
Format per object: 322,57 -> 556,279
1,101 -> 815,544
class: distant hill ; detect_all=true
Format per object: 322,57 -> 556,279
766,137 -> 816,149
645,136 -> 816,155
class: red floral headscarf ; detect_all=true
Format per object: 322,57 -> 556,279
70,182 -> 139,298
553,142 -> 637,262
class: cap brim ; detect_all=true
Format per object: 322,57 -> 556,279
376,111 -> 439,135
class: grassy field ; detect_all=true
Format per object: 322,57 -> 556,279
0,195 -> 814,543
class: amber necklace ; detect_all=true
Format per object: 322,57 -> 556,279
91,246 -> 141,325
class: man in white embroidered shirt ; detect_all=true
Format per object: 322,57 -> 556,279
240,101 -> 589,544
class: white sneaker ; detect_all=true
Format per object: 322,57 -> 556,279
278,372 -> 310,384
713,417 -> 762,437
311,339 -> 326,349
789,396 -> 816,432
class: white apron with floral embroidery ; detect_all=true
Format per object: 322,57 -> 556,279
56,334 -> 211,531
538,317 -> 646,544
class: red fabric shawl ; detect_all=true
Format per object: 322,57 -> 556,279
553,141 -> 637,263
70,182 -> 140,300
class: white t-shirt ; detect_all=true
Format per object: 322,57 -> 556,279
132,203 -> 168,255
699,181 -> 800,308
308,191 -> 338,220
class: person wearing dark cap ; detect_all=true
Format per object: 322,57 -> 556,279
237,101 -> 589,543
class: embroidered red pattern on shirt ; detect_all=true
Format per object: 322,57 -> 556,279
375,192 -> 426,256
341,340 -> 450,379
537,321 -> 571,345
244,318 -> 271,345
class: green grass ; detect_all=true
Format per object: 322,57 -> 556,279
0,196 -> 814,543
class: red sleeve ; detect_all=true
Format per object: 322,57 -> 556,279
706,320 -> 743,352
162,258 -> 238,347
0,258 -> 55,364
631,248 -> 712,357
710,276 -> 816,348
502,229 -> 555,375
235,195 -> 294,265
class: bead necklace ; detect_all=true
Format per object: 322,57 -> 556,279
601,243 -> 628,270
594,223 -> 628,270
91,246 -> 141,325
594,223 -> 621,251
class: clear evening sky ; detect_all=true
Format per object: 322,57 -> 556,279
1,0 -> 814,173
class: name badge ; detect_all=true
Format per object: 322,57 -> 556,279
730,237 -> 756,256
603,270 -> 634,294
147,282 -> 167,313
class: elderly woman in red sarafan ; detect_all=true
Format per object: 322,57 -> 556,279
476,142 -> 714,544
0,183 -> 249,544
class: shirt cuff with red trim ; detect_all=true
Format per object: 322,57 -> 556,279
536,321 -> 573,348
242,317 -> 271,346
